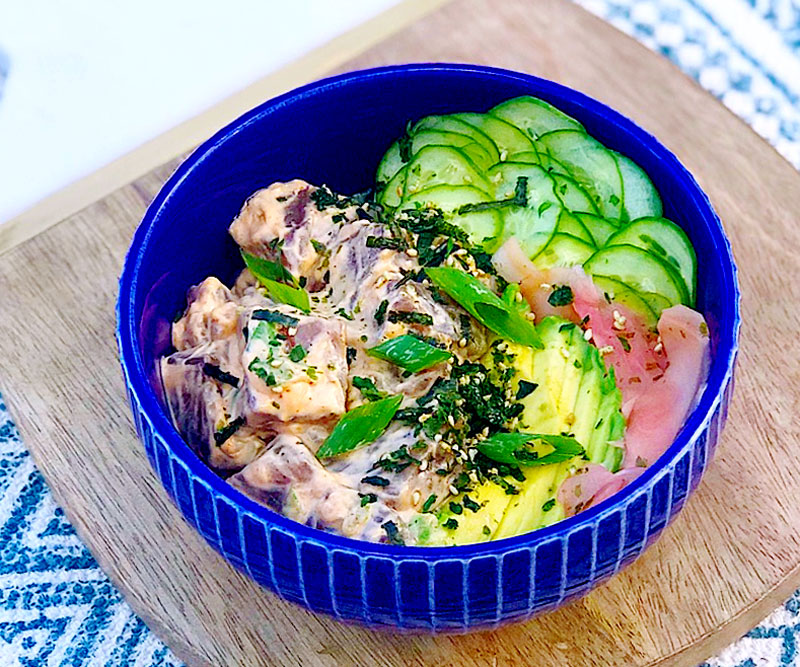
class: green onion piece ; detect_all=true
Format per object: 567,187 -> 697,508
477,432 -> 584,466
242,251 -> 296,285
366,335 -> 452,373
425,267 -> 542,349
242,252 -> 310,313
316,395 -> 403,459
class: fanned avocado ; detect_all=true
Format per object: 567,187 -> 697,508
431,317 -> 624,544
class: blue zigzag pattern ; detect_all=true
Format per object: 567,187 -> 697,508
1,1 -> 799,664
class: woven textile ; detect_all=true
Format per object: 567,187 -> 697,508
1,1 -> 798,664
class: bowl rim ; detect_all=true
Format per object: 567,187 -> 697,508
117,62 -> 741,559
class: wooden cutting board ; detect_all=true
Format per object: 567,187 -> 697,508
1,0 -> 799,665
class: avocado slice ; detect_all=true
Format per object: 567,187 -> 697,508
433,316 -> 625,544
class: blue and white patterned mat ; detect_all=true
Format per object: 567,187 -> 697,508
1,1 -> 798,664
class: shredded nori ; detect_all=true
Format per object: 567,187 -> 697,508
202,363 -> 240,388
361,475 -> 390,487
251,309 -> 300,327
547,285 -> 574,307
382,520 -> 404,545
515,380 -> 538,400
213,416 -> 245,447
387,310 -> 434,326
346,347 -> 357,365
374,300 -> 389,325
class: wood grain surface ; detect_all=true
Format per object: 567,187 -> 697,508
1,0 -> 799,665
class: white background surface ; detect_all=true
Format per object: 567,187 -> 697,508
0,0 -> 400,223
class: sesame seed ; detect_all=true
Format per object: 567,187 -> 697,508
406,248 -> 418,257
287,327 -> 297,336
412,490 -> 421,505
270,359 -> 283,368
458,337 -> 467,348
449,485 -> 459,496
612,320 -> 625,330
560,348 -> 570,359
526,312 -> 536,321
540,283 -> 552,291
583,328 -> 593,341
514,291 -> 523,302
434,434 -> 443,442
599,345 -> 614,355
454,248 -> 468,256
499,149 -> 508,161
654,342 -> 663,353
447,414 -> 456,426
420,458 -> 429,471
482,427 -> 489,436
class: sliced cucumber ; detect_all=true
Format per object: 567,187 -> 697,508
400,185 -> 502,248
376,139 -> 405,187
490,96 -> 585,139
509,151 -> 540,165
487,162 -> 562,258
640,291 -> 672,317
533,233 -> 595,269
605,217 -> 696,303
451,112 -> 535,158
404,145 -> 490,197
614,152 -> 663,221
574,212 -> 620,247
411,115 -> 500,163
410,130 -> 494,171
555,210 -> 594,245
378,164 -> 407,208
584,244 -> 689,310
590,275 -> 659,328
535,130 -> 624,220
552,172 -> 601,215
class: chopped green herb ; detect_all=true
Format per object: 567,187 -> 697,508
315,394 -> 403,459
375,299 -> 389,325
618,336 -> 631,352
366,236 -> 406,250
288,345 -> 307,362
248,358 -> 277,385
305,366 -> 318,381
609,193 -> 620,206
547,285 -> 574,307
542,498 -> 556,512
359,493 -> 378,507
310,239 -> 327,254
462,495 -> 481,513
387,310 -> 434,326
367,335 -> 451,373
482,525 -> 491,536
422,494 -> 437,512
443,518 -> 459,530
456,176 -> 528,214
449,502 -> 463,515
310,185 -> 340,210
352,376 -> 387,402
335,308 -> 355,321
537,201 -> 553,216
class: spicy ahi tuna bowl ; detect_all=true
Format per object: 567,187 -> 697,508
117,64 -> 739,629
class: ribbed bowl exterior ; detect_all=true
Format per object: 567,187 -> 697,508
119,348 -> 734,629
116,64 -> 740,630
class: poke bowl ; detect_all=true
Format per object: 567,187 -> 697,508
116,63 -> 739,630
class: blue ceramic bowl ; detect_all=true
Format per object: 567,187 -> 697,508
117,64 -> 740,629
